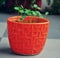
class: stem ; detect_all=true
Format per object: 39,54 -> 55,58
15,0 -> 20,19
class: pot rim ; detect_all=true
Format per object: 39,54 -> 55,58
7,16 -> 49,24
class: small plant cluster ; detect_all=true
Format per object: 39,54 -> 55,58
14,4 -> 49,20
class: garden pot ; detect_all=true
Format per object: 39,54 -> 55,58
7,16 -> 49,55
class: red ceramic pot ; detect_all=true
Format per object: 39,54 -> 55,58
7,16 -> 49,55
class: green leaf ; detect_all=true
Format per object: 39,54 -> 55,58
35,11 -> 42,16
35,11 -> 44,18
25,9 -> 31,15
28,13 -> 32,16
14,6 -> 24,11
21,5 -> 24,8
33,4 -> 38,8
25,9 -> 31,13
31,11 -> 37,16
39,15 -> 44,18
14,7 -> 19,10
45,12 -> 49,15
33,4 -> 41,10
19,10 -> 24,14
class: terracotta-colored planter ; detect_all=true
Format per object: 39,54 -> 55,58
7,16 -> 49,55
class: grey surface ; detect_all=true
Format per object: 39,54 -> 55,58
0,37 -> 60,58
0,13 -> 17,22
47,15 -> 60,39
0,23 -> 6,37
3,29 -> 8,37
0,13 -> 16,38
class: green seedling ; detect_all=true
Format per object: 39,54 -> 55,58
14,4 -> 49,20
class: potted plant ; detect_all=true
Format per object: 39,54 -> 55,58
7,4 -> 49,55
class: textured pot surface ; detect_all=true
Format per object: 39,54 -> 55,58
7,16 -> 49,55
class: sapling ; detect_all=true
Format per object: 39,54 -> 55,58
14,4 -> 49,21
